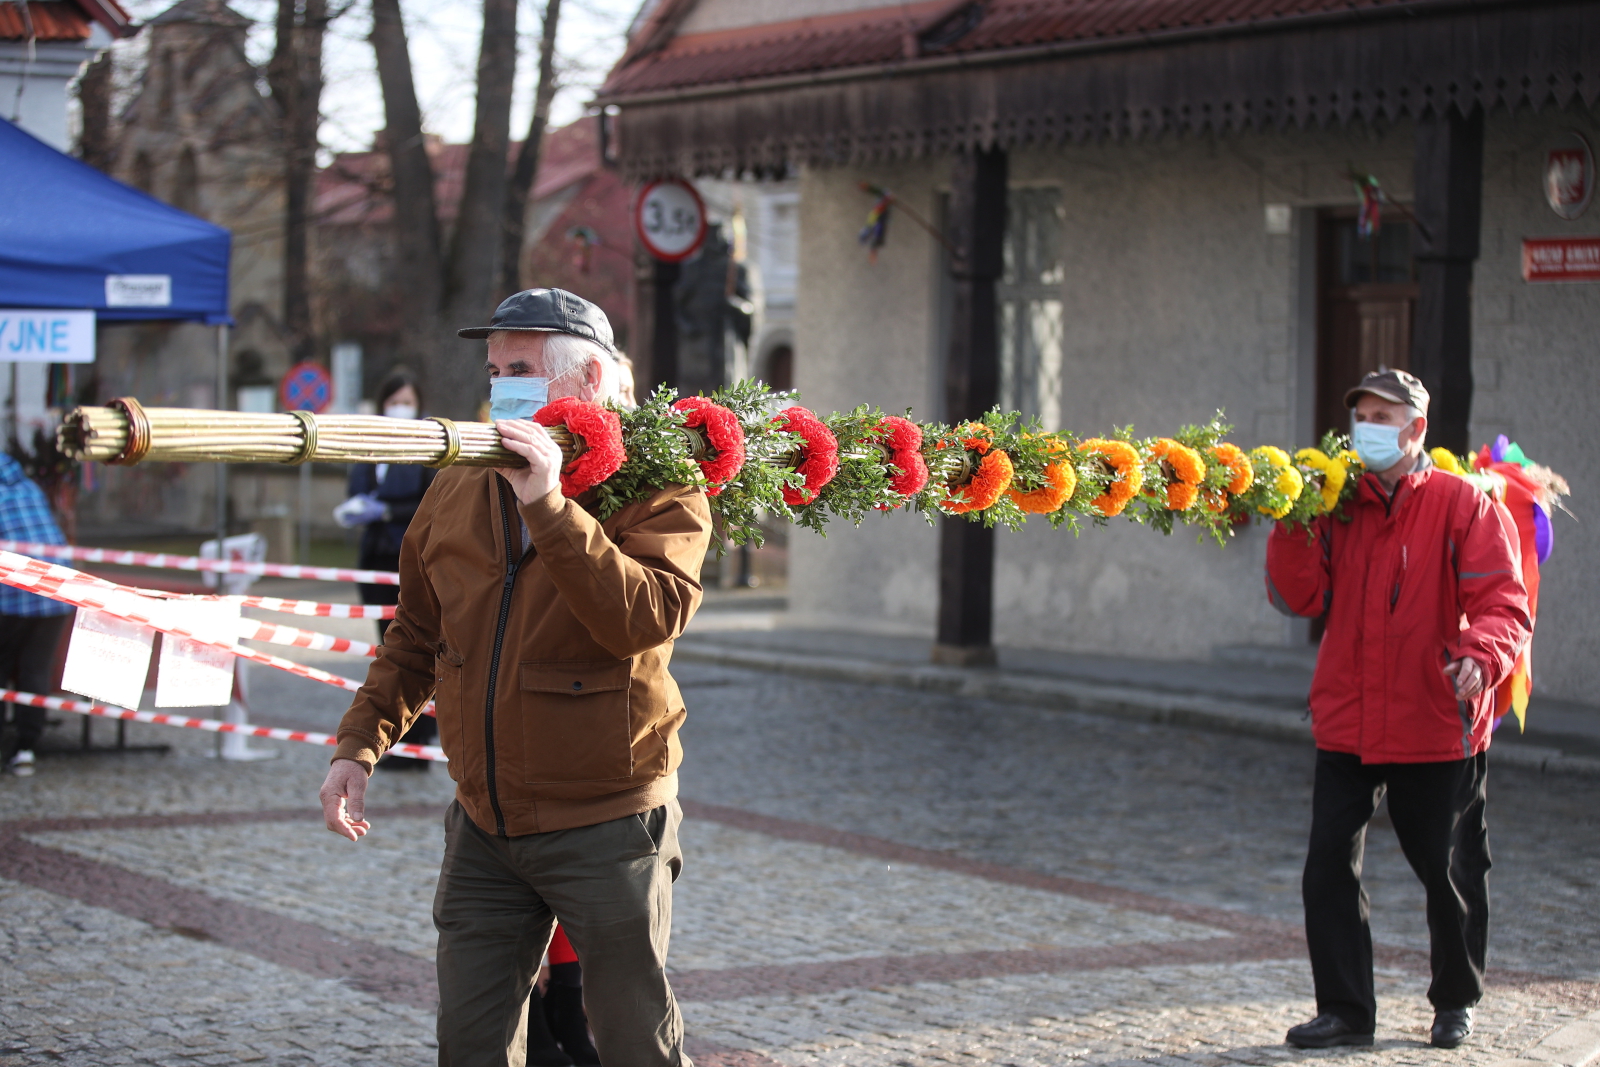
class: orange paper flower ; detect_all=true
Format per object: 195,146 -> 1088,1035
942,449 -> 1014,514
1078,438 -> 1143,517
1204,441 -> 1254,513
1009,438 -> 1077,515
955,422 -> 993,453
1149,438 -> 1206,511
1210,442 -> 1253,494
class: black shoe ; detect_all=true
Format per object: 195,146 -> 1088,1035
1431,1008 -> 1473,1049
1287,1014 -> 1375,1048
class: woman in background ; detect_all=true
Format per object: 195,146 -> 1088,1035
333,367 -> 436,769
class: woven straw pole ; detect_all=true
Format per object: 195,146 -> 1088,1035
57,405 -> 578,468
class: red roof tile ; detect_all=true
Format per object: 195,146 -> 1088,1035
315,117 -> 603,229
0,2 -> 92,42
602,0 -> 1425,98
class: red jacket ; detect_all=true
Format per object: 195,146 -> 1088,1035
1266,459 -> 1531,764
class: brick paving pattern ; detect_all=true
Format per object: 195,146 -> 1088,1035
1,658 -> 1596,1066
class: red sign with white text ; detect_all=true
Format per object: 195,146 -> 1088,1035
1521,237 -> 1600,283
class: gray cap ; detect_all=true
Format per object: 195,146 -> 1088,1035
458,288 -> 615,350
1344,368 -> 1429,415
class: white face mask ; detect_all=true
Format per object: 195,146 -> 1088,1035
383,403 -> 419,420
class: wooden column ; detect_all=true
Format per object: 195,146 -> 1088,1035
933,147 -> 1007,667
1411,105 -> 1483,454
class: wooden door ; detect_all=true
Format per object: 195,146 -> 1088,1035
1316,212 -> 1418,441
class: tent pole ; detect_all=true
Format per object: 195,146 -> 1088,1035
215,323 -> 229,549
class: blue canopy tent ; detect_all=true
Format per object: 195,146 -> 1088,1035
0,114 -> 234,551
0,115 -> 231,323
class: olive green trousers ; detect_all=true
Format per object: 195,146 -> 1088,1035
434,799 -> 689,1067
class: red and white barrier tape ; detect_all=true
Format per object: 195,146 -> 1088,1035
0,540 -> 399,585
0,551 -> 365,694
0,553 -> 395,620
237,596 -> 395,620
0,561 -> 383,657
1,689 -> 446,761
239,618 -> 379,658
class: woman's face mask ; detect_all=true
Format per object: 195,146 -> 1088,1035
383,402 -> 418,420
488,376 -> 550,422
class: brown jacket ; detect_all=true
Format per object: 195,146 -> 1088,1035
333,467 -> 712,836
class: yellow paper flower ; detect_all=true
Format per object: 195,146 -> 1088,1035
1267,466 -> 1305,518
1254,445 -> 1292,468
1430,447 -> 1465,475
1295,447 -> 1348,514
1253,445 -> 1303,519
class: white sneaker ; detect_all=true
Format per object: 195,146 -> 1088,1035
8,750 -> 35,777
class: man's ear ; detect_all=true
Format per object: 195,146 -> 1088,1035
1406,415 -> 1428,449
582,357 -> 604,401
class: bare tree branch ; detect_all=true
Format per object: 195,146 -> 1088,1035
499,0 -> 561,299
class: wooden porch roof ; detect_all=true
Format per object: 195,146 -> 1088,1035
597,0 -> 1600,179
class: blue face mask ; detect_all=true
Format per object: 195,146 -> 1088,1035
488,376 -> 549,422
1351,420 -> 1407,471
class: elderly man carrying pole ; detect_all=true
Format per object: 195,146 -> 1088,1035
1267,369 -> 1531,1051
318,288 -> 711,1066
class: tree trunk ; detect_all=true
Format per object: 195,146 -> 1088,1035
369,0 -> 519,417
270,0 -> 327,367
76,51 -> 114,172
368,0 -> 446,396
499,0 -> 562,298
425,0 -> 517,417
444,0 -> 517,314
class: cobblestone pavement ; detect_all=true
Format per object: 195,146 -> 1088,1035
2,655 -> 1597,1066
670,664 -> 1600,981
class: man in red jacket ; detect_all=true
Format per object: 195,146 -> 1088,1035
1266,370 -> 1531,1052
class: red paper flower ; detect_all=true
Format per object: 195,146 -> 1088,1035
775,405 -> 839,506
673,396 -> 746,496
534,397 -> 626,496
877,415 -> 928,499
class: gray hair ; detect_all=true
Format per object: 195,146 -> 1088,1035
490,330 -> 617,400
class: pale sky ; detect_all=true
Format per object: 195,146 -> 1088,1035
114,0 -> 641,154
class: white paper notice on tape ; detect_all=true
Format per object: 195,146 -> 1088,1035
155,600 -> 239,707
62,609 -> 155,710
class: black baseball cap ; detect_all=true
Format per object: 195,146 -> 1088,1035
458,288 -> 615,351
1344,368 -> 1430,415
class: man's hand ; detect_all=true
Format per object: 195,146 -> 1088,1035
495,419 -> 564,505
320,758 -> 372,841
1443,656 -> 1486,700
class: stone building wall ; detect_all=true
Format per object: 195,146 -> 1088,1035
787,109 -> 1599,705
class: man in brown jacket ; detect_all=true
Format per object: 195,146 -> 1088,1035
318,289 -> 712,1066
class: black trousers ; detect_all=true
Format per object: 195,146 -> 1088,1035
1303,748 -> 1490,1033
0,611 -> 73,750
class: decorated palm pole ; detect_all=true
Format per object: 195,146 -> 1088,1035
59,380 -> 1427,546
56,381 -> 1570,731
56,383 -> 1571,562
